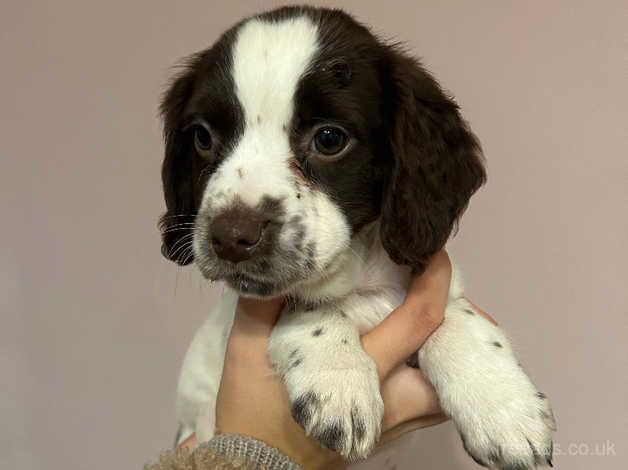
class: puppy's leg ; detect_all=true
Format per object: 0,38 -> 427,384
419,298 -> 556,469
175,291 -> 237,446
269,306 -> 383,461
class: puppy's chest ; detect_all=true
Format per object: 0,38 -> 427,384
292,244 -> 411,333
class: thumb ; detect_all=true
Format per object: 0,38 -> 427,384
362,250 -> 451,378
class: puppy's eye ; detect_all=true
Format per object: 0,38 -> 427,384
192,122 -> 212,156
311,126 -> 349,157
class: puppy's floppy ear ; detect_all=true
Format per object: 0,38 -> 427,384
380,48 -> 486,273
158,56 -> 201,265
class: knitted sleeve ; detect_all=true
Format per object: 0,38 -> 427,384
144,434 -> 301,470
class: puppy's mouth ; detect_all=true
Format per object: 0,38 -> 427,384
224,272 -> 285,298
197,254 -> 305,298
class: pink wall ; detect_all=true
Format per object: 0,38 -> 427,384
1,1 -> 626,469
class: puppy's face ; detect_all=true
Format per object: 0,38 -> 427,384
159,7 -> 485,297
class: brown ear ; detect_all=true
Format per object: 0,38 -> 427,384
380,48 -> 486,273
158,57 -> 201,265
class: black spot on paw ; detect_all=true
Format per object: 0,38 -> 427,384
492,341 -> 503,348
289,349 -> 299,359
317,422 -> 346,452
341,338 -> 349,345
288,358 -> 302,370
487,447 -> 502,465
291,392 -> 318,428
537,392 -> 546,399
312,327 -> 324,337
351,407 -> 366,442
527,438 -> 540,461
464,309 -> 475,315
545,440 -> 554,466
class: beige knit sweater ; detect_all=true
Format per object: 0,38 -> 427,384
144,434 -> 301,470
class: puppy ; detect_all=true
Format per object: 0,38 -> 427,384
159,6 -> 555,468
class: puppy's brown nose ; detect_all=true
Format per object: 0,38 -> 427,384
210,206 -> 265,263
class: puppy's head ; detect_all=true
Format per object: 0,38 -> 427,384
159,6 -> 485,297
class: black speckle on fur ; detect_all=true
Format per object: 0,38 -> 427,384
487,447 -> 501,465
464,309 -> 475,315
289,349 -> 299,358
527,438 -> 540,461
312,327 -> 324,337
545,441 -> 554,467
537,392 -> 546,399
341,338 -> 349,345
493,341 -> 503,348
291,392 -> 318,428
317,422 -> 346,452
351,407 -> 366,442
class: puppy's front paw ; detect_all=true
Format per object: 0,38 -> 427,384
459,386 -> 556,469
284,362 -> 383,460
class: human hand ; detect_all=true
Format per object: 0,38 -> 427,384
181,251 -> 494,468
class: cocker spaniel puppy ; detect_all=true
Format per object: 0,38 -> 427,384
159,6 -> 555,468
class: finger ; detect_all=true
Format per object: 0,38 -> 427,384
466,300 -> 498,325
178,433 -> 197,450
232,296 -> 285,336
380,365 -> 443,430
379,414 -> 449,447
362,250 -> 451,378
225,297 -> 284,370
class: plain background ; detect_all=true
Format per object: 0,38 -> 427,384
1,1 -> 626,469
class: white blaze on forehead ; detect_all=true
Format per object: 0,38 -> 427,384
203,16 -> 320,212
232,17 -> 319,127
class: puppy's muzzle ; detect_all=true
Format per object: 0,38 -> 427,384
210,205 -> 269,263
